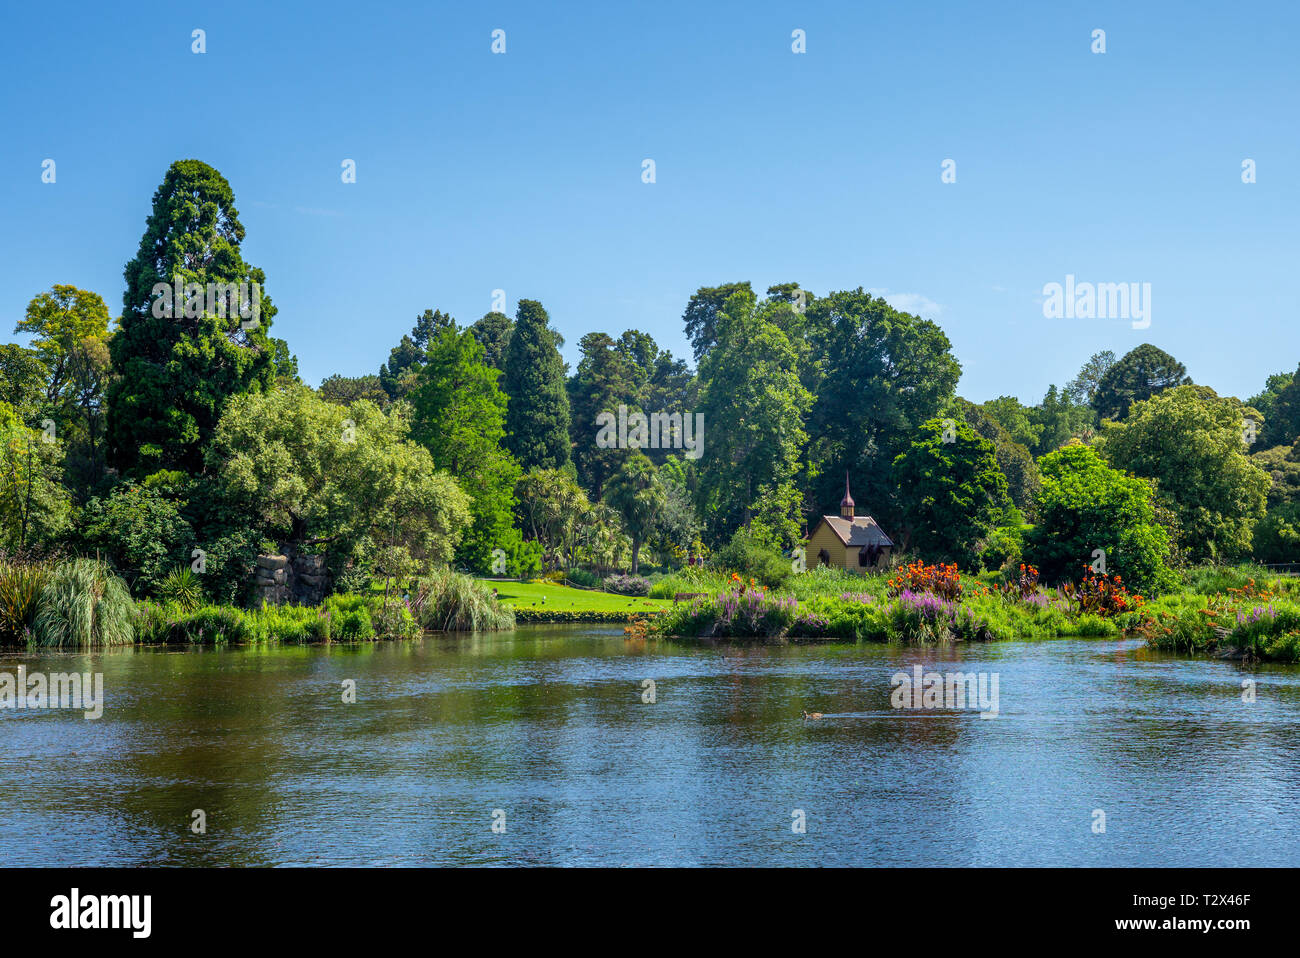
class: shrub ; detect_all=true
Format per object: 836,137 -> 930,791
78,478 -> 192,596
0,559 -> 50,644
322,594 -> 376,640
157,565 -> 204,611
373,601 -> 418,639
565,567 -> 601,589
31,559 -> 135,649
710,527 -> 793,588
992,563 -> 1040,602
132,599 -> 177,644
603,573 -> 650,596
980,526 -> 1024,571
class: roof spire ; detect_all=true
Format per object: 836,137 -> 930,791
839,470 -> 855,518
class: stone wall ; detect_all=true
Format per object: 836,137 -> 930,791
250,549 -> 330,608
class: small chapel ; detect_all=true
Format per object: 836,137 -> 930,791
805,473 -> 895,573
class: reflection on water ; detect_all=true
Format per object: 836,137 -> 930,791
2,626 -> 1298,866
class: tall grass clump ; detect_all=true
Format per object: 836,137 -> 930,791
647,567 -> 731,599
31,559 -> 135,649
414,569 -> 514,631
0,559 -> 51,644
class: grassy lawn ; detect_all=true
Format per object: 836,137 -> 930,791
476,579 -> 672,615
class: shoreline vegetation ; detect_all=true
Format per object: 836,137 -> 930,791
4,160 -> 1300,668
2,556 -> 1297,663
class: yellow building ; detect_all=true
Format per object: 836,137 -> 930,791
805,474 -> 894,573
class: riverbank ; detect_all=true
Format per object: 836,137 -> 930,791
647,563 -> 1300,663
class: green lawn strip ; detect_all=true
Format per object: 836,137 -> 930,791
475,579 -> 670,621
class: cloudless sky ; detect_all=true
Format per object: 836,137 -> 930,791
2,0 -> 1297,402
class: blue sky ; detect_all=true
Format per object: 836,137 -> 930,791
2,0 -> 1297,402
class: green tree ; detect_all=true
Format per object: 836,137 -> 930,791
1029,384 -> 1095,457
469,311 -> 514,370
958,399 -> 1040,516
802,288 -> 961,525
891,418 -> 1009,562
270,337 -> 300,386
682,281 -> 753,362
979,395 -> 1041,451
568,332 -> 639,498
1092,344 -> 1189,421
379,308 -> 454,399
695,289 -> 811,542
1252,441 -> 1300,509
502,300 -> 571,470
1253,502 -> 1300,563
15,285 -> 114,492
0,345 -> 45,423
604,453 -> 665,573
0,419 -> 72,551
410,324 -> 523,573
318,373 -> 390,409
1025,443 -> 1173,594
1258,363 -> 1300,447
207,385 -> 470,578
1100,385 -> 1269,561
80,474 -> 195,596
1064,350 -> 1116,406
515,468 -> 590,569
108,160 -> 277,474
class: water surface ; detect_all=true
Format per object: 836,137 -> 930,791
2,626 -> 1297,866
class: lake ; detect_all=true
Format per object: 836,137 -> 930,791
2,625 -> 1298,866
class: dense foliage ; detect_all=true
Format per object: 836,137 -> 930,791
4,158 -> 1300,647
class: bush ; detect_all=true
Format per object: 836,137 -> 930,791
157,565 -> 204,611
565,568 -> 602,589
603,573 -> 650,596
710,527 -> 793,588
322,594 -> 376,640
373,601 -> 418,639
653,576 -> 800,639
0,559 -> 50,644
31,559 -> 135,649
980,525 -> 1024,571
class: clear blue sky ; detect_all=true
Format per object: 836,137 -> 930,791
2,0 -> 1297,403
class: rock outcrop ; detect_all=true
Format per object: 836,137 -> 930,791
250,548 -> 330,607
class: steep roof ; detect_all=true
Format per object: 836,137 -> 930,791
816,515 -> 894,548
